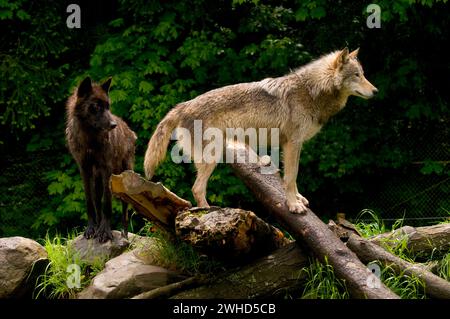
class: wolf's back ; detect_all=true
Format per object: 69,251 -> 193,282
144,106 -> 182,179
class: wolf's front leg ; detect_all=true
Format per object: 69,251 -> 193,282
283,141 -> 308,214
96,170 -> 113,243
295,183 -> 309,206
80,165 -> 97,239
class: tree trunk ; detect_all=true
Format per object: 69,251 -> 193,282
230,145 -> 399,299
347,234 -> 450,299
175,207 -> 291,260
110,170 -> 192,231
170,242 -> 309,299
370,224 -> 450,258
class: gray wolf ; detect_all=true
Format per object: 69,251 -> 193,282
66,77 -> 137,242
144,48 -> 377,213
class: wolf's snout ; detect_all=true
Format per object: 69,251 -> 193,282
372,88 -> 379,96
110,120 -> 117,129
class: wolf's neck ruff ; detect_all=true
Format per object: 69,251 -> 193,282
261,51 -> 351,125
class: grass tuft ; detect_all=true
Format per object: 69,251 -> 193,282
300,257 -> 349,299
137,222 -> 223,275
34,233 -> 106,299
437,252 -> 450,281
381,265 -> 426,299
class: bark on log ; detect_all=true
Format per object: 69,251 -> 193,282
347,234 -> 450,299
175,207 -> 291,260
132,276 -> 211,299
230,145 -> 399,299
170,242 -> 309,299
370,224 -> 450,258
111,170 -> 192,230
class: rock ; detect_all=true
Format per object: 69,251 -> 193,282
78,239 -> 185,299
175,207 -> 291,260
70,230 -> 131,264
0,237 -> 48,298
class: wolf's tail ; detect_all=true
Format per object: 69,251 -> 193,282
144,107 -> 182,179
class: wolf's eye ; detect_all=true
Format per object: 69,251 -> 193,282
354,72 -> 360,77
89,104 -> 97,114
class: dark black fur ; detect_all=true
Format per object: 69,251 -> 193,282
66,77 -> 137,242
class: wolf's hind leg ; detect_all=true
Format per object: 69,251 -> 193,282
192,162 -> 217,207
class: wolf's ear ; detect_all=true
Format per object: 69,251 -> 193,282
334,47 -> 350,68
101,77 -> 112,93
77,77 -> 92,97
349,48 -> 359,59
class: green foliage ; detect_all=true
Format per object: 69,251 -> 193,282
301,257 -> 349,299
437,252 -> 450,281
381,265 -> 426,299
34,233 -> 106,299
299,245 -> 445,299
32,153 -> 125,233
0,0 -> 30,21
355,209 -> 403,237
0,1 -> 74,133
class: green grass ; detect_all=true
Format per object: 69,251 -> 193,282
355,209 -> 415,259
381,265 -> 426,299
354,209 -> 404,238
437,253 -> 450,281
299,210 -> 449,299
34,233 -> 106,299
33,222 -> 222,299
33,215 -> 450,299
300,257 -> 349,299
136,222 -> 223,275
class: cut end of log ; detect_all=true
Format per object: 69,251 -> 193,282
111,170 -> 192,228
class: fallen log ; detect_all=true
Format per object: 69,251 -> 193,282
111,170 -> 192,231
132,276 -> 211,299
370,224 -> 450,258
175,207 -> 291,260
170,242 -> 309,299
347,234 -> 450,299
230,145 -> 399,299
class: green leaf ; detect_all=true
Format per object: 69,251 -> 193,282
109,89 -> 128,102
139,81 -> 154,93
0,9 -> 13,19
420,161 -> 445,175
16,9 -> 30,20
109,18 -> 124,27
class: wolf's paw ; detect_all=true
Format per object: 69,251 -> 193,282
296,193 -> 309,206
84,225 -> 97,239
287,200 -> 309,214
96,224 -> 113,243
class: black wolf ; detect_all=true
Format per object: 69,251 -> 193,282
66,77 -> 137,242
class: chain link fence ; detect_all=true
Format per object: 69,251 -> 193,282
356,120 -> 449,225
